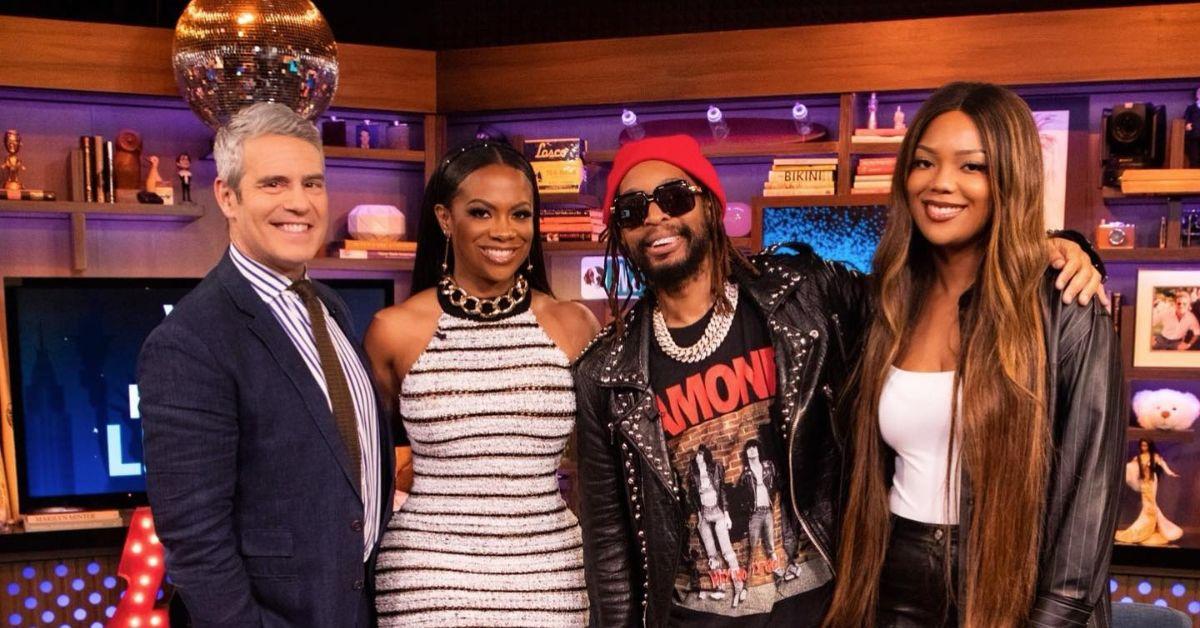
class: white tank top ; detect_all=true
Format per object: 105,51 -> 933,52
878,366 -> 961,525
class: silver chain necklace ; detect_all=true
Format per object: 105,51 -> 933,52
653,282 -> 738,363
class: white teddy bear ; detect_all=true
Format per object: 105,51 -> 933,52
1131,388 -> 1200,431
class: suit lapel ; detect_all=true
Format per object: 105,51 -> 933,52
215,255 -> 363,501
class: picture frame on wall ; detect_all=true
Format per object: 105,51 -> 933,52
1032,110 -> 1069,231
1134,269 -> 1200,367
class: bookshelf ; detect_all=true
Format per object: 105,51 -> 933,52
0,200 -> 206,271
751,193 -> 889,210
1101,248 -> 1200,263
322,146 -> 426,163
308,256 -> 415,273
848,142 -> 903,155
541,236 -> 759,254
587,141 -> 840,163
542,193 -> 601,207
1102,188 -> 1200,203
0,200 -> 204,221
1126,427 -> 1196,443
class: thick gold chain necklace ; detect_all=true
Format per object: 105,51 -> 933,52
438,274 -> 530,319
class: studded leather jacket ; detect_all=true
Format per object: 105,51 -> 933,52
573,245 -> 869,627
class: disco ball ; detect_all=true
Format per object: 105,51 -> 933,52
172,0 -> 339,130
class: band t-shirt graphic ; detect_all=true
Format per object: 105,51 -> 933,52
650,289 -> 821,622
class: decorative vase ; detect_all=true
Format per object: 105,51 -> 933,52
348,204 -> 406,241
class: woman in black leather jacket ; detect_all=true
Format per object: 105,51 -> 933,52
825,82 -> 1123,628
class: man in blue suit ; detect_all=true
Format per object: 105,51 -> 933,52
139,103 -> 392,627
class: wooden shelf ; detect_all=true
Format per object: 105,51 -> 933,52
1102,187 -> 1200,204
586,139 -> 895,163
752,193 -> 889,208
1126,427 -> 1196,443
0,199 -> 204,221
1126,366 -> 1200,380
541,236 -> 758,253
322,146 -> 425,163
542,240 -> 605,252
0,522 -> 128,554
0,200 -> 206,272
541,193 -> 600,207
308,256 -> 414,272
587,141 -> 839,163
1101,248 -> 1200,263
849,142 -> 902,155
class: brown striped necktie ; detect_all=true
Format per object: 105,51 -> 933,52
289,279 -> 361,483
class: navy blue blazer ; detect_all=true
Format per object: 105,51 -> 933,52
138,253 -> 394,627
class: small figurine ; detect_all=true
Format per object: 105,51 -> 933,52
3,129 -> 25,192
1115,438 -> 1183,546
176,152 -> 192,203
867,92 -> 879,130
1184,86 -> 1200,168
114,129 -> 143,199
145,155 -> 164,192
893,106 -> 906,130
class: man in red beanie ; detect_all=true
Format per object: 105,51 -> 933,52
571,135 -> 1104,627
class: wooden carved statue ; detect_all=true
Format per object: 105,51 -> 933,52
114,129 -> 142,192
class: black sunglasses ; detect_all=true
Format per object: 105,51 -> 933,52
610,179 -> 703,230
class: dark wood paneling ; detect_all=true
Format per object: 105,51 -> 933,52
438,4 -> 1200,112
0,16 -> 437,113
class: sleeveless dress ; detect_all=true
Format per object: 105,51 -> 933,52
374,300 -> 589,627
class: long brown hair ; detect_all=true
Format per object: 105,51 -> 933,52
825,82 -> 1050,628
603,186 -> 756,331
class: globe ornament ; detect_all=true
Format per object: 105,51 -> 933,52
172,0 -> 338,130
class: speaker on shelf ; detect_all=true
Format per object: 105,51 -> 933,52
1101,102 -> 1166,187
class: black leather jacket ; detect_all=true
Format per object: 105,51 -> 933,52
949,274 -> 1124,628
573,245 -> 868,627
737,459 -> 779,505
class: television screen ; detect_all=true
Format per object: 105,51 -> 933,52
761,205 -> 888,273
4,276 -> 393,512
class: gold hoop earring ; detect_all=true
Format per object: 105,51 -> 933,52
441,235 -> 451,275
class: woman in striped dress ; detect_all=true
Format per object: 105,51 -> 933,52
365,141 -> 599,627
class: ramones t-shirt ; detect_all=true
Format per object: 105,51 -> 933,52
649,288 -> 828,625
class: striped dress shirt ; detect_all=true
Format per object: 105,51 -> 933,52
229,245 -> 381,562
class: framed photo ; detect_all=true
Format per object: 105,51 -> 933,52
1032,110 -> 1069,231
580,255 -> 642,301
354,122 -> 382,149
1134,269 -> 1200,367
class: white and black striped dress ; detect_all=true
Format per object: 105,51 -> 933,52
374,304 -> 589,627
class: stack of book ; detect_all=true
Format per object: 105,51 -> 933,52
850,127 -> 906,145
329,239 -> 417,260
761,158 -> 837,197
70,135 -> 115,202
541,207 -> 604,242
1119,169 -> 1200,195
851,156 -> 896,194
523,138 -> 586,195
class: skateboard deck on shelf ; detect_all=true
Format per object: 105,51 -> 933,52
619,117 -> 828,145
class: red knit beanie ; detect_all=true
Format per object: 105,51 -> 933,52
602,135 -> 726,221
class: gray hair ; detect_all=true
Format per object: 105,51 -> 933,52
213,102 -> 323,193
